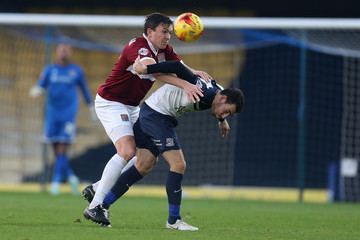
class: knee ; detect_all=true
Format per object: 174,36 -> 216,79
117,147 -> 136,161
135,158 -> 156,176
53,143 -> 68,155
115,137 -> 137,161
171,159 -> 186,173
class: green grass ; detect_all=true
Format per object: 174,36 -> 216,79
0,192 -> 359,240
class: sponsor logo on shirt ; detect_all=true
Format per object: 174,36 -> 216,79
138,48 -> 149,56
50,68 -> 74,83
120,114 -> 129,121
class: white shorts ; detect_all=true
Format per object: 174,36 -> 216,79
95,94 -> 140,144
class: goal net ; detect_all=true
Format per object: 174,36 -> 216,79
0,14 -> 359,202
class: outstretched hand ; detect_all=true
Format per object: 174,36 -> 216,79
193,70 -> 212,82
29,85 -> 43,98
88,105 -> 98,123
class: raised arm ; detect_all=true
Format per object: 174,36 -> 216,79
135,57 -> 203,103
139,60 -> 199,84
77,68 -> 97,122
182,62 -> 213,82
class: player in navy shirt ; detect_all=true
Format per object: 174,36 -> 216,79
84,59 -> 244,229
30,44 -> 95,195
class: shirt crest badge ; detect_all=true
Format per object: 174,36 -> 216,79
138,48 -> 149,56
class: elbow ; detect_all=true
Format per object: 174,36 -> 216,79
140,57 -> 156,66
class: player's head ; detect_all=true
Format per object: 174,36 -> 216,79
55,43 -> 73,65
144,13 -> 173,50
211,88 -> 245,120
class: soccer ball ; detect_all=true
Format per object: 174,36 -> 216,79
174,12 -> 204,42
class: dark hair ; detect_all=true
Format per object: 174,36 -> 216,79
220,88 -> 245,113
144,13 -> 173,35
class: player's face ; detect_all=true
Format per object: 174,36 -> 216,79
56,44 -> 72,64
147,23 -> 172,50
211,95 -> 237,120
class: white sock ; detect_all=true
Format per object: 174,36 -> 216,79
91,156 -> 137,192
89,153 -> 127,209
121,156 -> 137,174
92,181 -> 100,192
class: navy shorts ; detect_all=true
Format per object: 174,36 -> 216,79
134,103 -> 181,157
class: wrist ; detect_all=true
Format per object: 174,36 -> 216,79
180,79 -> 190,89
218,118 -> 225,123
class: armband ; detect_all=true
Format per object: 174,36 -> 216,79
218,118 -> 225,123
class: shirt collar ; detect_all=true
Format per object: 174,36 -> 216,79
143,33 -> 158,55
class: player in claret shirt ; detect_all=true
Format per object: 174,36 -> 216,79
84,58 -> 244,230
83,12 -> 212,224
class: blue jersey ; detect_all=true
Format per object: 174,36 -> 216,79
38,63 -> 92,122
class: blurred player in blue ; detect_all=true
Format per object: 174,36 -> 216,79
30,43 -> 95,195
83,58 -> 244,230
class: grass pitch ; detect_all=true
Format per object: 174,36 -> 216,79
0,192 -> 359,240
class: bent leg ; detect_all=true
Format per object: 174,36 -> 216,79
90,156 -> 138,193
89,96 -> 139,208
103,148 -> 157,209
89,135 -> 136,209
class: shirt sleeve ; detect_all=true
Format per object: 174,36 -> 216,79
37,65 -> 51,89
76,67 -> 93,105
126,40 -> 153,64
147,61 -> 198,84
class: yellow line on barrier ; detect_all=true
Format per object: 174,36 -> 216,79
0,184 -> 328,203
